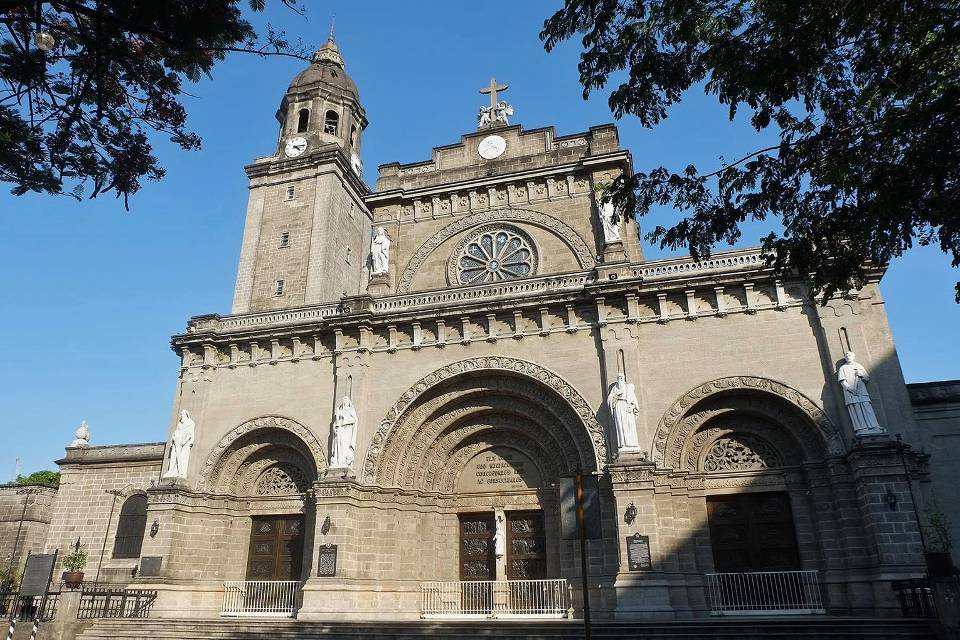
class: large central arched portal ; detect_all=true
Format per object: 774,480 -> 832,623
364,357 -> 604,583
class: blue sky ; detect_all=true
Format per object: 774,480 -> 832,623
1,1 -> 957,478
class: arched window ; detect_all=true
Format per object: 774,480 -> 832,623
112,494 -> 147,559
323,110 -> 339,136
296,109 -> 310,133
350,125 -> 358,148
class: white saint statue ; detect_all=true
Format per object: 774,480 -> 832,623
607,374 -> 641,453
370,228 -> 391,275
493,514 -> 506,557
163,410 -> 195,479
330,396 -> 358,468
838,351 -> 885,435
599,200 -> 622,244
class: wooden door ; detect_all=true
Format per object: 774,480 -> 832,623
506,511 -> 546,579
707,492 -> 800,572
458,513 -> 495,581
246,515 -> 305,580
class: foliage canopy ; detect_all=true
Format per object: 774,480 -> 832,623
542,0 -> 960,301
1,0 -> 309,207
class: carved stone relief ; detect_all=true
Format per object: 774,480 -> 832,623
396,208 -> 597,294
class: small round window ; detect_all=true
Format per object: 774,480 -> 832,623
456,227 -> 536,285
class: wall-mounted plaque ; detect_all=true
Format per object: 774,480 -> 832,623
318,544 -> 337,577
139,556 -> 162,577
626,533 -> 652,571
21,553 -> 57,596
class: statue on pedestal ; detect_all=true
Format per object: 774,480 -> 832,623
370,228 -> 391,275
599,200 -> 622,244
607,374 -> 641,454
163,410 -> 195,479
838,352 -> 885,435
493,514 -> 506,557
330,396 -> 358,468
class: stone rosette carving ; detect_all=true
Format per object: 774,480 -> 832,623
397,208 -> 596,294
448,224 -> 538,286
197,415 -> 326,493
362,356 -> 607,483
653,376 -> 844,469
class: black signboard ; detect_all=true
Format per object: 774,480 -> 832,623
626,533 -> 652,571
560,475 -> 601,540
139,556 -> 162,577
317,544 -> 337,577
20,553 -> 58,597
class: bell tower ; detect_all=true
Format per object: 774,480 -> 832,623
232,30 -> 371,314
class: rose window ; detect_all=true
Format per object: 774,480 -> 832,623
455,227 -> 536,285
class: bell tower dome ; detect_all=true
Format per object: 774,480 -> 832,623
231,29 -> 372,314
277,28 -> 367,174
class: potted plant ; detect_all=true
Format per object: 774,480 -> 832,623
923,511 -> 955,578
62,545 -> 88,588
0,567 -> 18,595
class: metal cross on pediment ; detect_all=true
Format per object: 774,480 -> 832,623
480,77 -> 508,111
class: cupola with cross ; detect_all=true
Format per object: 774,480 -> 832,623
276,24 -> 367,174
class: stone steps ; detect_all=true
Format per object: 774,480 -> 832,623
76,616 -> 937,640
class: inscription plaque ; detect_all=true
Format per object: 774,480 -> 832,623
21,553 -> 57,597
139,556 -> 162,577
457,448 -> 541,493
626,533 -> 652,571
318,544 -> 338,577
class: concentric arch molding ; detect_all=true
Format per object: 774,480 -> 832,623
396,208 -> 597,294
652,376 -> 844,467
362,356 -> 607,483
196,415 -> 327,492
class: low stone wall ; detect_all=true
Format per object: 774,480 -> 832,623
0,484 -> 57,577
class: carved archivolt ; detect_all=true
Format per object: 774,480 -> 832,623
397,208 -> 597,294
363,357 -> 607,484
652,376 -> 844,469
197,416 -> 326,493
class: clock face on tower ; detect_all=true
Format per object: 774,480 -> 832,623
478,135 -> 507,160
284,136 -> 308,158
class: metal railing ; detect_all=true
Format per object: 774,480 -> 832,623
421,579 -> 568,618
77,587 -> 157,619
706,570 -> 826,615
221,581 -> 300,617
0,592 -> 59,622
893,579 -> 937,619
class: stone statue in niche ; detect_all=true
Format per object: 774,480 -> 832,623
370,228 -> 391,275
607,374 -> 641,454
69,420 -> 90,448
330,396 -> 358,468
599,200 -> 622,244
163,410 -> 195,479
493,514 -> 506,557
838,351 -> 885,435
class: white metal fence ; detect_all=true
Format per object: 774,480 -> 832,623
705,570 -> 826,615
221,581 -> 300,617
421,579 -> 568,618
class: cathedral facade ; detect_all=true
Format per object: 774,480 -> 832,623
16,35 -> 946,623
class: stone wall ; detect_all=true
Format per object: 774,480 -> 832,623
910,380 -> 960,564
0,484 -> 57,578
47,444 -> 164,584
